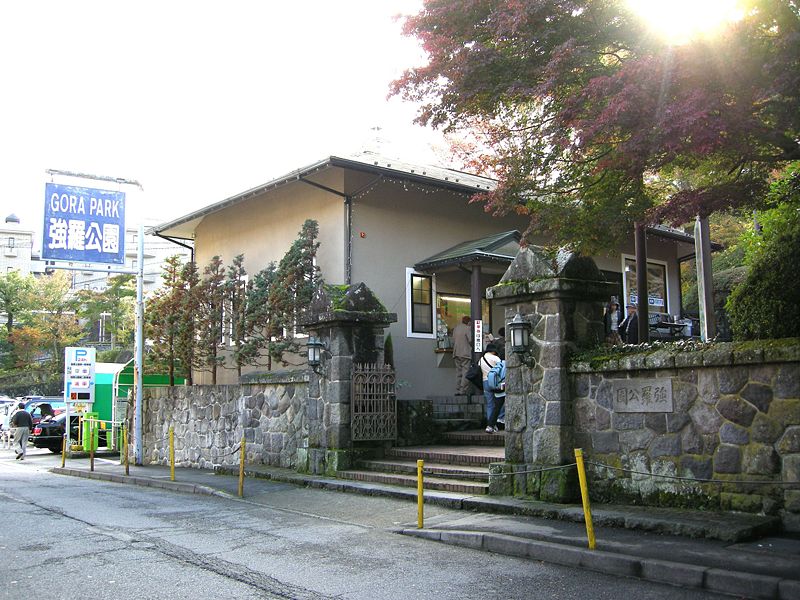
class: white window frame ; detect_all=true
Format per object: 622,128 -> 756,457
405,267 -> 436,339
621,254 -> 670,314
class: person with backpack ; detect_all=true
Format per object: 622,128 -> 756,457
485,358 -> 506,434
480,344 -> 502,429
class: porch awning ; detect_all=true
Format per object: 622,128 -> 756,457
415,230 -> 520,272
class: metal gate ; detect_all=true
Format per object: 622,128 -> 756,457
351,363 -> 396,442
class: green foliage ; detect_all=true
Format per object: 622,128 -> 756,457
76,274 -> 135,348
196,256 -> 226,383
267,220 -> 322,366
727,216 -> 800,340
224,254 -> 254,376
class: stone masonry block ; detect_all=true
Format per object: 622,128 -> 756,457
716,396 -> 757,427
680,455 -> 713,480
741,382 -> 773,414
777,426 -> 800,454
649,434 -> 681,457
644,413 -> 667,433
612,413 -> 644,431
742,444 -> 779,475
775,364 -> 800,399
719,367 -> 749,395
751,413 -> 783,444
719,422 -> 749,445
714,444 -> 742,474
782,454 -> 800,482
591,431 -> 620,453
595,407 -> 611,430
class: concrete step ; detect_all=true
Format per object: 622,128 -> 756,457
387,444 -> 504,467
442,428 -> 505,446
337,469 -> 489,495
356,458 -> 490,482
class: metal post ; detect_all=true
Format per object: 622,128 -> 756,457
122,426 -> 129,475
634,223 -> 649,343
470,265 -> 482,359
134,224 -> 144,465
61,434 -> 66,468
417,459 -> 424,529
90,419 -> 95,471
169,426 -> 175,482
574,448 -> 596,550
238,435 -> 246,498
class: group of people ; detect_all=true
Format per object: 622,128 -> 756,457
452,316 -> 507,434
604,300 -> 639,345
2,402 -> 33,460
451,299 -> 640,430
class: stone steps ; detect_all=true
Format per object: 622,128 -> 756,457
386,444 -> 504,467
442,428 -> 505,446
357,458 -> 490,482
336,469 -> 489,495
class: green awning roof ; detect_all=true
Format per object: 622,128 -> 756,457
415,230 -> 520,271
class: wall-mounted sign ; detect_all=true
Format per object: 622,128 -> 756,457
610,378 -> 673,412
43,183 -> 125,264
473,319 -> 483,353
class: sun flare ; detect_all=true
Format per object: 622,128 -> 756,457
627,0 -> 745,44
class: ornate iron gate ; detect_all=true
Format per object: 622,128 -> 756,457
351,363 -> 396,442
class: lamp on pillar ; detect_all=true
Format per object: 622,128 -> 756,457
508,313 -> 531,354
307,337 -> 325,370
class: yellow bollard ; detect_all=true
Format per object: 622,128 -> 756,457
574,448 -> 596,550
238,435 -> 246,498
60,434 -> 66,468
169,426 -> 175,481
417,459 -> 424,529
122,426 -> 129,476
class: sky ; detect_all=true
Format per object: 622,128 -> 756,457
0,1 -> 448,249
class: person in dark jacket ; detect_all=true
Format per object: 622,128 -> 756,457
10,402 -> 33,460
618,304 -> 639,344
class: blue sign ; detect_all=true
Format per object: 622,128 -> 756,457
43,183 -> 126,264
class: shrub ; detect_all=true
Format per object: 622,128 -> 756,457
727,219 -> 800,340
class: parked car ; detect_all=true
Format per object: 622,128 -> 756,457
30,413 -> 107,453
28,402 -> 67,425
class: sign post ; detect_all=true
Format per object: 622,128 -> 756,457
63,347 -> 96,449
42,171 -> 144,461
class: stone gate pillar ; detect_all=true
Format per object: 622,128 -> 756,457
298,283 -> 396,476
487,247 -> 611,501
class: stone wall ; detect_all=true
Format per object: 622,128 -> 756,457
570,342 -> 800,530
141,371 -> 308,469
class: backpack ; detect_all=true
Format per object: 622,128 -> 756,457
465,362 -> 483,389
487,360 -> 506,393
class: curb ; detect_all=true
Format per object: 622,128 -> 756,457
400,529 -> 800,600
215,466 -> 777,542
50,467 -> 228,499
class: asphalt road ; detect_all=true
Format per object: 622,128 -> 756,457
0,448 -> 728,600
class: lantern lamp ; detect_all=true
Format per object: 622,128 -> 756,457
307,337 -> 324,368
508,313 -> 531,353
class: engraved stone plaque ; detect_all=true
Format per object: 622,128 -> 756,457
610,378 -> 673,412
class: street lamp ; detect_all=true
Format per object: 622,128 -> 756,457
307,337 -> 324,369
508,313 -> 531,354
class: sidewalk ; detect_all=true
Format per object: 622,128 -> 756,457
51,458 -> 800,600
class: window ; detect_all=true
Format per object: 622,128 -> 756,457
622,256 -> 669,313
7,237 -> 14,248
435,294 -> 490,350
406,268 -> 435,338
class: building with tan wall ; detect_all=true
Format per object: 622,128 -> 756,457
152,152 -> 700,396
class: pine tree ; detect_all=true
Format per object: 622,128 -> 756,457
196,256 -> 226,384
224,254 -> 254,378
176,259 -> 201,386
145,255 -> 185,385
268,220 -> 321,366
241,262 -> 279,370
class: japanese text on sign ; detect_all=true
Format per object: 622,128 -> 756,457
610,378 -> 673,413
64,347 -> 96,404
43,183 -> 125,264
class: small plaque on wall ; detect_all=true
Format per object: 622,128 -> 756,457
610,378 -> 673,412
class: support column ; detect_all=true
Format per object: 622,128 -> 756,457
695,216 -> 716,341
470,264 -> 482,357
635,223 -> 649,343
487,247 -> 611,502
299,283 -> 396,476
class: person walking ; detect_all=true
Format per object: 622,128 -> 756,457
603,299 -> 622,345
452,316 -> 473,395
10,402 -> 33,460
